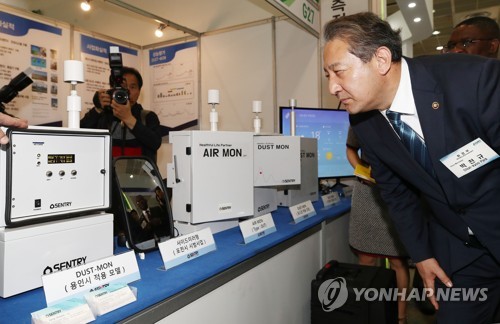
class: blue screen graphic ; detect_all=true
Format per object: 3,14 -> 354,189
280,107 -> 353,179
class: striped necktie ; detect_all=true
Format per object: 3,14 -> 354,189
386,110 -> 434,176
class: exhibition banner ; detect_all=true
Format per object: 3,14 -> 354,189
148,41 -> 199,132
0,10 -> 70,125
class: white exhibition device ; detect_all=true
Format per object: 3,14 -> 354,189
277,137 -> 319,206
0,213 -> 113,297
252,100 -> 262,134
0,126 -> 111,226
167,131 -> 254,232
253,135 -> 301,187
0,126 -> 113,297
253,134 -> 302,217
208,89 -> 220,132
253,187 -> 277,217
63,60 -> 85,129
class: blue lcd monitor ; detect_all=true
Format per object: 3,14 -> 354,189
279,106 -> 353,182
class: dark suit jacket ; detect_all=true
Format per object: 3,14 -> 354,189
146,206 -> 170,238
350,54 -> 500,275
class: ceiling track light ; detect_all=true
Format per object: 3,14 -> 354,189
80,0 -> 91,12
155,24 -> 166,38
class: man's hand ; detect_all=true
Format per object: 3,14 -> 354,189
96,90 -> 112,110
415,258 -> 453,310
111,100 -> 136,129
0,113 -> 28,144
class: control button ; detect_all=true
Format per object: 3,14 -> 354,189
46,171 -> 53,177
71,170 -> 77,176
59,170 -> 65,176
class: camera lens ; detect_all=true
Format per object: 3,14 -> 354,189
113,89 -> 129,105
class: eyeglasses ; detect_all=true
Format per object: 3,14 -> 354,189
443,38 -> 493,52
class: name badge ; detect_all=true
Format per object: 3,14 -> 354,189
31,299 -> 95,324
84,283 -> 137,316
159,227 -> 216,270
289,200 -> 317,224
42,251 -> 140,306
321,192 -> 340,208
239,213 -> 277,244
440,138 -> 499,178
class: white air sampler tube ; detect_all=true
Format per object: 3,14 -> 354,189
208,89 -> 219,131
289,98 -> 296,136
252,100 -> 262,134
64,60 -> 85,129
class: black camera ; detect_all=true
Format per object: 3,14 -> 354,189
107,48 -> 129,105
0,68 -> 33,114
94,47 -> 129,110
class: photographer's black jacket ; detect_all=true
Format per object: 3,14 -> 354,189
80,103 -> 162,161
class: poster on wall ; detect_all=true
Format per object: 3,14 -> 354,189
0,10 -> 70,125
76,33 -> 140,116
148,41 -> 198,135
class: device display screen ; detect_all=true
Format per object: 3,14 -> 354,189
279,107 -> 352,180
48,154 -> 75,164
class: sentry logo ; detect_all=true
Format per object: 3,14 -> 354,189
50,202 -> 72,209
218,203 -> 232,213
257,204 -> 270,212
43,256 -> 87,274
32,142 -> 45,146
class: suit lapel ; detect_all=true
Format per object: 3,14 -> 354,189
407,58 -> 457,205
406,58 -> 447,165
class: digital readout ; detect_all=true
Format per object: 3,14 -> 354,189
47,154 -> 75,164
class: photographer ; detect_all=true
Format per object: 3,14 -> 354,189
80,67 -> 161,162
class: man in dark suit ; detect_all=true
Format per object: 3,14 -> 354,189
322,12 -> 500,323
135,195 -> 169,240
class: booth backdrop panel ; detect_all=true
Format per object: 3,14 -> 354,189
275,19 -> 319,121
200,23 -> 274,133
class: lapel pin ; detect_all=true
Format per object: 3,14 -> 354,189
432,102 -> 440,110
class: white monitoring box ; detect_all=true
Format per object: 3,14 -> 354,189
253,187 -> 278,217
0,126 -> 111,227
167,131 -> 254,225
0,213 -> 113,297
277,137 -> 319,206
253,135 -> 301,187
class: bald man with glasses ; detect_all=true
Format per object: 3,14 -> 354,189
443,16 -> 499,58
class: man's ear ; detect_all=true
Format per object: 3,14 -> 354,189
489,39 -> 499,57
374,46 -> 393,75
